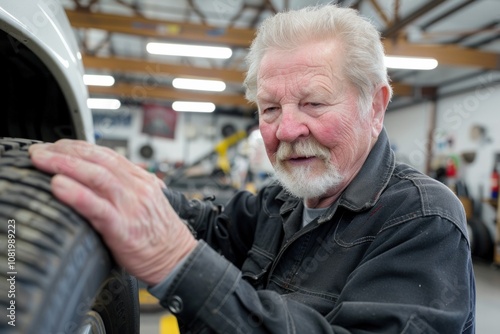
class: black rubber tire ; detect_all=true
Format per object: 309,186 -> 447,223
467,218 -> 494,261
0,138 -> 139,333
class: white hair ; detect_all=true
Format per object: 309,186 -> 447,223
244,4 -> 392,115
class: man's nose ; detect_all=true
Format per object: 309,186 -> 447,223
275,106 -> 309,142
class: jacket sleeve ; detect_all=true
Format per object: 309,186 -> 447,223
162,187 -> 220,237
163,187 -> 264,267
154,212 -> 475,333
156,240 -> 334,333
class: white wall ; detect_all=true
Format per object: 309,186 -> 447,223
435,86 -> 500,199
384,80 -> 500,235
384,101 -> 432,172
93,106 -> 254,165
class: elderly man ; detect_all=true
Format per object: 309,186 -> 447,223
30,4 -> 475,333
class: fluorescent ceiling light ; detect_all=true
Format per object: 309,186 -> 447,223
83,74 -> 115,86
87,98 -> 121,110
384,56 -> 438,70
172,101 -> 215,113
172,78 -> 226,92
147,42 -> 232,59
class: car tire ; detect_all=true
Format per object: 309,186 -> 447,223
0,138 -> 139,333
467,218 -> 494,261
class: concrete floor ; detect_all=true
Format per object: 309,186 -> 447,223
140,260 -> 500,333
474,260 -> 500,334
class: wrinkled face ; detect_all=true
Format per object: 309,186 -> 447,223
256,40 -> 379,201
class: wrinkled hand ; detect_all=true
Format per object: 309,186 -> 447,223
29,140 -> 197,285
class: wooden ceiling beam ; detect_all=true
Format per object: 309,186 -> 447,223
383,40 -> 500,70
87,83 -> 252,108
87,81 -> 419,107
65,9 -> 255,47
69,10 -> 500,71
73,10 -> 499,104
84,54 -> 415,97
420,0 -> 475,31
368,0 -> 391,26
382,0 -> 446,38
392,82 -> 412,96
83,55 -> 245,83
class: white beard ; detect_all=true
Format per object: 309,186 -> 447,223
273,139 -> 344,199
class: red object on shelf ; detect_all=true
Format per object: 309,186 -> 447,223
445,157 -> 457,178
491,168 -> 499,199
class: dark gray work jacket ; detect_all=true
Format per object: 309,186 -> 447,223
161,129 -> 475,333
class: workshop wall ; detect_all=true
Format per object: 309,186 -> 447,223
384,101 -> 432,172
385,82 -> 500,239
93,106 -> 254,166
386,83 -> 500,197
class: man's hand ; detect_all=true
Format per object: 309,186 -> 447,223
29,140 -> 197,286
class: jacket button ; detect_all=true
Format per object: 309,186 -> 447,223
168,295 -> 183,314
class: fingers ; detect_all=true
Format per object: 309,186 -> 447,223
30,146 -> 123,202
30,140 -> 161,186
30,141 -> 167,242
30,140 -> 123,175
51,174 -> 121,237
28,140 -> 198,285
29,140 -> 160,197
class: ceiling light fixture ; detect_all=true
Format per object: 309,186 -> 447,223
87,98 -> 121,110
172,101 -> 215,113
384,56 -> 438,70
146,42 -> 232,59
172,78 -> 226,92
83,74 -> 115,86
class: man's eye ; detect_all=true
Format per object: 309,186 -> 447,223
263,107 -> 279,113
259,106 -> 280,122
304,102 -> 322,107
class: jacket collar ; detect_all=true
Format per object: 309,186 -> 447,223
277,128 -> 395,218
337,128 -> 395,212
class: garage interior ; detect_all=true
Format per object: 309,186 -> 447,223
59,0 -> 500,332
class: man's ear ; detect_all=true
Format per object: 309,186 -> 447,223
370,85 -> 390,138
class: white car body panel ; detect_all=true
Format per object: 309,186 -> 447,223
0,0 -> 94,142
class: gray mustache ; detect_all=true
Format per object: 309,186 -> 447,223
276,140 -> 330,161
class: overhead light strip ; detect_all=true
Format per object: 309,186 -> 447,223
172,78 -> 226,92
146,42 -> 232,59
87,98 -> 121,110
384,56 -> 438,70
83,74 -> 115,86
172,101 -> 215,113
